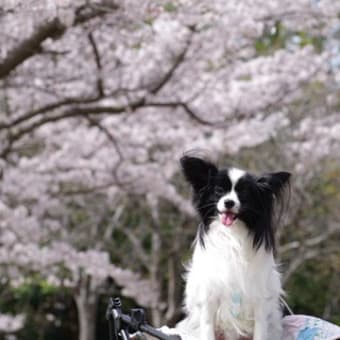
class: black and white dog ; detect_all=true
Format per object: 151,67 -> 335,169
164,156 -> 290,340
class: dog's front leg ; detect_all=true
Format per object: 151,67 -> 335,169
199,301 -> 217,340
254,297 -> 283,340
253,307 -> 268,340
267,303 -> 283,340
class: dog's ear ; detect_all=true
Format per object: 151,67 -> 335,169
180,156 -> 218,192
258,171 -> 291,196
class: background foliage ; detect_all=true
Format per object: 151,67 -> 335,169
0,1 -> 339,339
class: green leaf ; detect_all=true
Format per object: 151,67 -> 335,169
164,2 -> 177,12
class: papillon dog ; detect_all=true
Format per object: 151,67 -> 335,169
163,156 -> 290,340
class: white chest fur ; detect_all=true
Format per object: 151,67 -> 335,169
181,220 -> 282,340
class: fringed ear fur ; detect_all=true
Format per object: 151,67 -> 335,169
258,171 -> 291,232
180,156 -> 218,192
258,171 -> 291,197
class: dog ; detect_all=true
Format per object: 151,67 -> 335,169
164,155 -> 290,340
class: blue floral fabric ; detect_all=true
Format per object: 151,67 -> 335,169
283,315 -> 340,340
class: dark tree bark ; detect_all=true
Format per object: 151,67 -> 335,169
0,18 -> 66,79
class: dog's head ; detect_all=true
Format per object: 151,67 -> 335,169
180,156 -> 290,251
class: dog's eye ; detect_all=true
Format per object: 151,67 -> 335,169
236,188 -> 248,198
214,187 -> 225,196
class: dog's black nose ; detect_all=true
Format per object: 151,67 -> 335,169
224,199 -> 235,209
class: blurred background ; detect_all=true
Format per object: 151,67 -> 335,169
0,0 -> 339,339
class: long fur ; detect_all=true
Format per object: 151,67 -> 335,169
163,156 -> 290,340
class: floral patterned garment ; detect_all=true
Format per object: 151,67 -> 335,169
282,315 -> 340,340
214,315 -> 340,340
154,315 -> 340,340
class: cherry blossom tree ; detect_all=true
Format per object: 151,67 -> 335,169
0,313 -> 24,334
0,1 -> 340,339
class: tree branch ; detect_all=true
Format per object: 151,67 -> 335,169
145,101 -> 221,125
88,32 -> 104,97
118,226 -> 150,268
0,2 -> 120,80
282,248 -> 319,284
0,97 -> 100,130
0,18 -> 66,79
149,37 -> 191,95
0,99 -> 143,158
0,97 -> 219,158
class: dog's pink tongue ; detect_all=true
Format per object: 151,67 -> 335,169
221,212 -> 235,226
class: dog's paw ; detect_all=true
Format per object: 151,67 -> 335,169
130,331 -> 147,340
159,325 -> 179,334
159,326 -> 182,339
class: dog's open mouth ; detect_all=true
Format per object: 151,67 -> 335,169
220,211 -> 237,226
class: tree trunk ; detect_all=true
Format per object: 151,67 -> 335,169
75,278 -> 98,340
150,231 -> 162,326
149,223 -> 163,327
